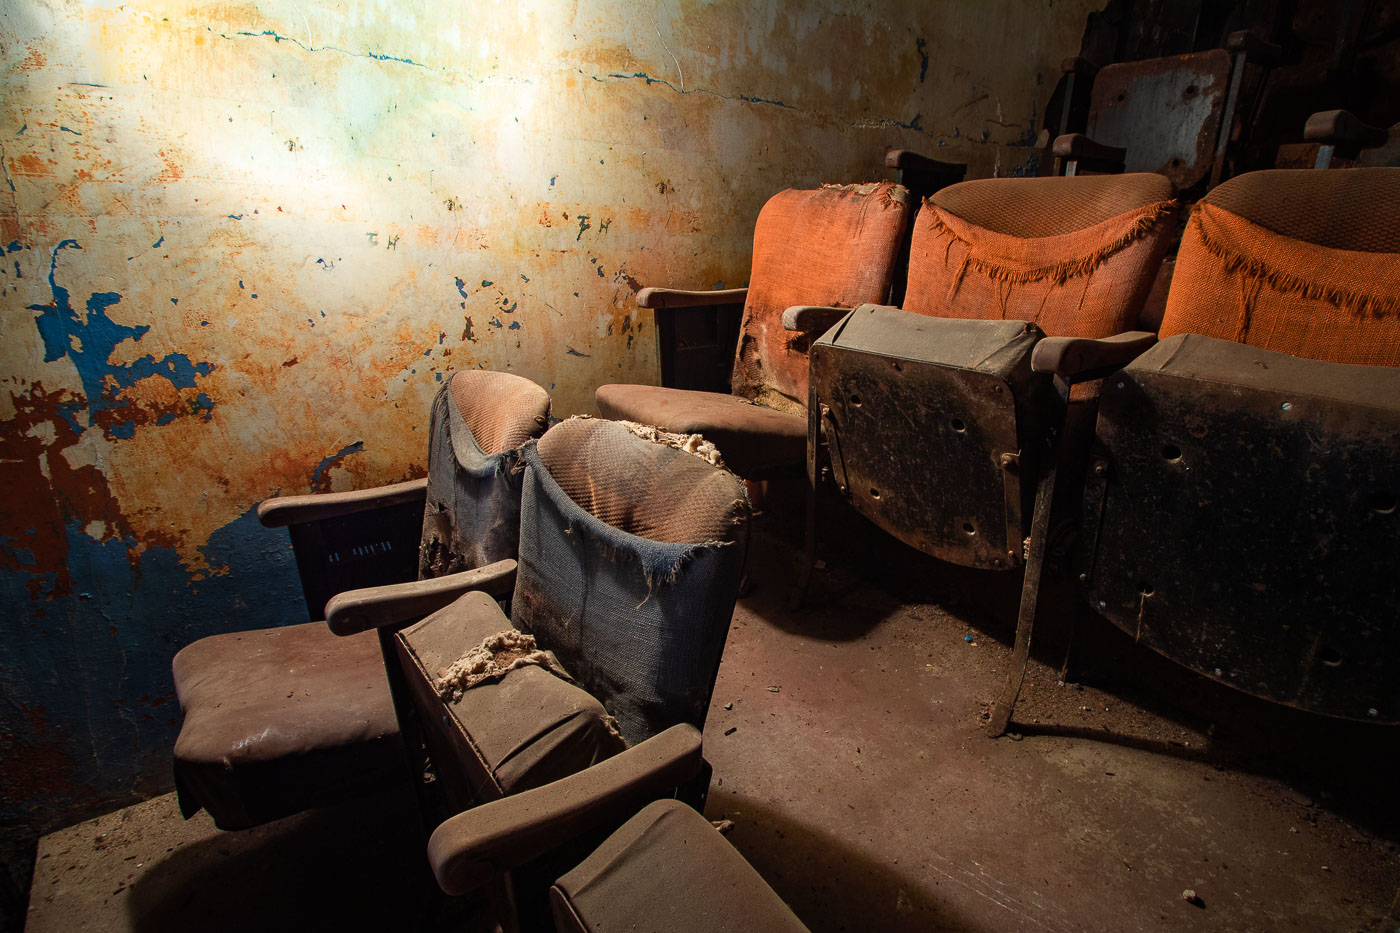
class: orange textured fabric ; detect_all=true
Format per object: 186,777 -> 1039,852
733,182 -> 913,412
448,369 -> 551,455
902,175 -> 1178,339
1161,202 -> 1400,365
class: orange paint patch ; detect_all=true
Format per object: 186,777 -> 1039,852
11,154 -> 55,177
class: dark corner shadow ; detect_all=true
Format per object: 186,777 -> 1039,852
122,789 -> 450,933
709,793 -> 997,933
1005,614 -> 1400,840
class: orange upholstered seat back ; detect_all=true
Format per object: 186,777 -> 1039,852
1160,168 -> 1400,366
902,173 -> 1178,338
733,182 -> 914,413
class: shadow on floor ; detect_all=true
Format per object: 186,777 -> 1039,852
712,793 -> 984,933
121,789 -> 484,933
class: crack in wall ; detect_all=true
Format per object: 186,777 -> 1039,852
578,68 -> 933,136
212,27 -> 427,68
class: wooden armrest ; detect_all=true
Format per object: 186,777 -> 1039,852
257,478 -> 428,528
636,287 -> 749,310
1031,331 -> 1156,382
1060,56 -> 1100,78
1226,29 -> 1283,65
781,305 -> 850,333
1303,110 -> 1389,148
426,724 -> 705,896
1052,133 -> 1128,165
884,149 -> 967,179
323,560 -> 517,635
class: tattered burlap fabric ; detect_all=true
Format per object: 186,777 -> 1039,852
903,173 -> 1178,339
434,629 -> 573,703
1161,168 -> 1400,366
512,417 -> 750,745
419,370 -> 550,578
732,181 -> 915,414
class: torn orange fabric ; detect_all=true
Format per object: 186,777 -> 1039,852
902,198 -> 1178,339
1161,203 -> 1400,365
733,181 -> 913,413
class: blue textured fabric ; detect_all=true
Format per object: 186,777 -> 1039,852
511,441 -> 747,746
419,382 -> 528,578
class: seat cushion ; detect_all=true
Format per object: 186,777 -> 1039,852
550,799 -> 810,933
594,384 -> 805,478
172,622 -> 402,830
396,591 -> 626,812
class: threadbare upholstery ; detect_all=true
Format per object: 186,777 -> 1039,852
536,417 -> 749,545
448,369 -> 551,455
514,419 -> 750,743
929,173 -> 1175,238
903,174 -> 1177,341
1162,169 -> 1400,365
1203,168 -> 1400,253
733,182 -> 914,413
419,370 -> 550,578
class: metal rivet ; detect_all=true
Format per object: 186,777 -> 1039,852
1368,708 -> 1379,717
1281,401 -> 1292,411
1097,600 -> 1106,608
1213,668 -> 1223,676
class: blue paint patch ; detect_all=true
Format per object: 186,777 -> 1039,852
507,321 -> 521,331
170,298 -> 178,305
151,235 -> 164,248
28,240 -> 215,434
454,277 -> 469,299
917,38 -> 928,83
481,279 -> 493,287
227,214 -> 243,220
59,126 -> 83,135
488,316 -> 503,328
17,124 -> 26,134
310,440 -> 364,490
565,346 -> 590,357
0,508 -> 305,831
6,241 -> 21,253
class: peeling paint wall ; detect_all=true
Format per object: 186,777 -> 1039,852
0,0 -> 1095,832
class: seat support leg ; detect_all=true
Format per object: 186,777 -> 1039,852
986,445 -> 1060,738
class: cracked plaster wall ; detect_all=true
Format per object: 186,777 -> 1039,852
0,0 -> 1094,832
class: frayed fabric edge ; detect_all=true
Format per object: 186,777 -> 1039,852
1190,207 -> 1400,321
929,199 -> 1178,287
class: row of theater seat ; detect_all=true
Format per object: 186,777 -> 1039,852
594,165 -> 1399,730
172,384 -> 809,930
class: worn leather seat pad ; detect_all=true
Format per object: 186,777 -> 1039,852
550,799 -> 810,933
397,591 -> 626,810
594,383 -> 805,477
171,622 -> 401,830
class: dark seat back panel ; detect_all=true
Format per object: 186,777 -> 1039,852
1087,50 -> 1232,189
811,307 -> 1057,570
1083,335 -> 1400,720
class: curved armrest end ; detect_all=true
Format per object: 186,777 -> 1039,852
427,723 -> 705,896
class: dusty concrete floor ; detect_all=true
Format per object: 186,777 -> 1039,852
24,515 -> 1400,932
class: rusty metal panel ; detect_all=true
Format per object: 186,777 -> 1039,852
1082,334 -> 1400,721
1089,49 -> 1233,189
810,307 -> 1055,571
